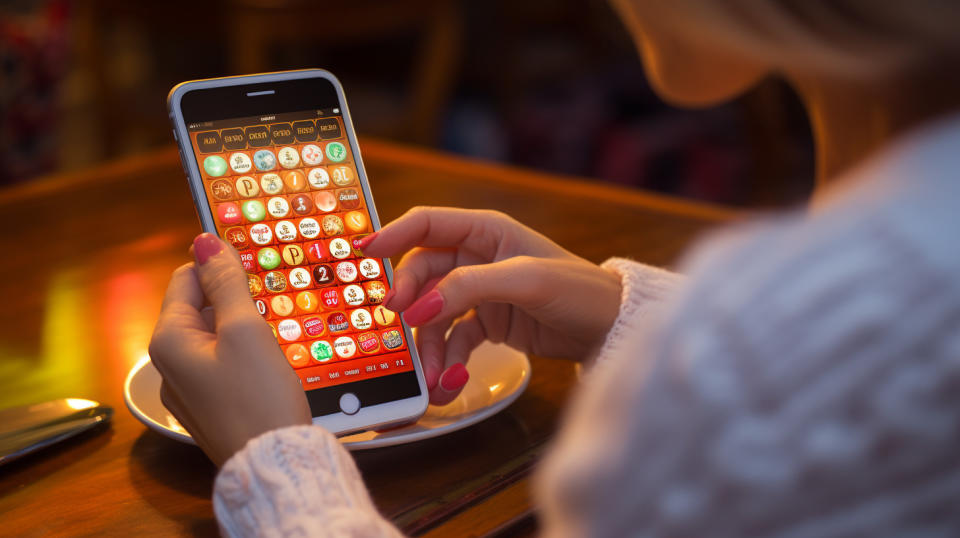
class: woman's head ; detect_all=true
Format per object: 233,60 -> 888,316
612,0 -> 960,107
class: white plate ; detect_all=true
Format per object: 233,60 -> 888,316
124,341 -> 530,451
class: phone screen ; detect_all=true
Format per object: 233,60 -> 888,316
178,80 -> 421,417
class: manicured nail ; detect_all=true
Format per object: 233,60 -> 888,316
402,289 -> 444,326
193,233 -> 223,264
439,363 -> 469,392
356,231 -> 379,250
383,288 -> 397,308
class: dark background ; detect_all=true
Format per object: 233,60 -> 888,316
1,0 -> 814,207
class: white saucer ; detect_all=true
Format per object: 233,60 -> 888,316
123,341 -> 530,451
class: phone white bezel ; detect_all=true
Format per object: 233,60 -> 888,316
167,69 -> 428,435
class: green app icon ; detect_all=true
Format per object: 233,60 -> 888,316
311,340 -> 334,362
242,200 -> 266,222
257,248 -> 281,270
325,142 -> 346,163
203,155 -> 228,177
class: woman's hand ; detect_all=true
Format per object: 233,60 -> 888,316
360,207 -> 623,405
149,233 -> 312,466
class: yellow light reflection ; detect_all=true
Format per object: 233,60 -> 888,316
65,398 -> 98,410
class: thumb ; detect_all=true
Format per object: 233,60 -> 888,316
192,233 -> 260,326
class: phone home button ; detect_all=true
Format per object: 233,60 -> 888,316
339,393 -> 360,415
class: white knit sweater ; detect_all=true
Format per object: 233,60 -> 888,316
213,114 -> 960,537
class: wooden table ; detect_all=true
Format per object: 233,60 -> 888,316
0,139 -> 735,536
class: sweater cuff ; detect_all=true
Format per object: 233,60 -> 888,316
593,258 -> 683,366
214,425 -> 400,537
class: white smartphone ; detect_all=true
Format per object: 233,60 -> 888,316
167,69 -> 428,434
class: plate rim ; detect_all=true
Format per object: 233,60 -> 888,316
123,349 -> 531,451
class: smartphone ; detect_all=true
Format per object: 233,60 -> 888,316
167,69 -> 428,434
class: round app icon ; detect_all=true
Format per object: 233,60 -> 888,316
328,238 -> 351,259
210,179 -> 235,200
327,312 -> 349,333
310,340 -> 334,362
298,218 -> 321,239
302,316 -> 326,338
217,202 -> 241,225
283,170 -> 307,192
373,305 -> 397,326
333,336 -> 357,358
235,176 -> 259,198
248,274 -> 264,296
331,165 -> 354,186
257,247 -> 281,270
306,241 -> 327,262
225,226 -> 249,249
322,215 -> 345,236
285,344 -> 310,368
274,220 -> 298,242
344,211 -> 368,234
357,332 -> 380,354
290,194 -> 313,216
267,196 -> 290,218
321,287 -> 341,309
350,308 -> 372,330
260,173 -> 283,194
326,142 -> 347,163
253,150 -> 277,171
263,271 -> 287,293
242,200 -> 266,222
301,144 -> 323,166
270,294 -> 295,317
249,223 -> 273,245
336,188 -> 361,210
229,152 -> 252,174
336,261 -> 358,283
239,250 -> 257,272
381,329 -> 403,350
312,264 -> 335,287
295,290 -> 319,313
203,155 -> 228,177
358,258 -> 381,279
343,284 -> 365,306
277,319 -> 302,342
255,298 -> 269,317
307,167 -> 330,189
364,281 -> 387,304
277,146 -> 300,169
314,191 -> 337,213
282,244 -> 306,266
288,267 -> 312,289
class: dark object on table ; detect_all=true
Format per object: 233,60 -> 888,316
0,398 -> 112,466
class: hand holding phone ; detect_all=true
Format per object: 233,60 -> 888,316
151,235 -> 312,466
164,70 -> 428,437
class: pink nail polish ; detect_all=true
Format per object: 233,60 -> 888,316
193,233 -> 223,265
402,289 -> 444,326
439,363 -> 469,392
356,231 -> 379,250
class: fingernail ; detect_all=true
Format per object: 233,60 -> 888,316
356,231 -> 379,249
383,288 -> 396,308
439,363 -> 469,392
193,233 -> 223,265
402,289 -> 443,326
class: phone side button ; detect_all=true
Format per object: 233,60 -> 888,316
338,393 -> 360,415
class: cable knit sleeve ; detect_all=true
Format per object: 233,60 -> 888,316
535,207 -> 960,537
594,258 -> 684,366
213,425 -> 402,538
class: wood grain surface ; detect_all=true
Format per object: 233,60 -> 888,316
0,139 -> 736,536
